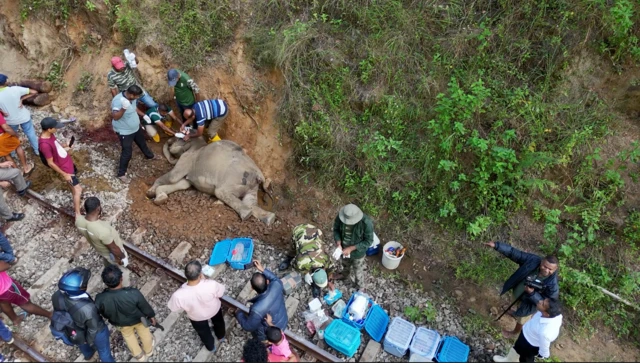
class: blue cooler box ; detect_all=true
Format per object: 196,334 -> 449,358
208,238 -> 254,270
435,336 -> 470,362
324,319 -> 361,358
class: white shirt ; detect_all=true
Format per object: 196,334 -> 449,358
522,311 -> 563,358
0,86 -> 31,125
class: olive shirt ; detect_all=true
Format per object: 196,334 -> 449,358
332,214 -> 374,259
75,216 -> 126,260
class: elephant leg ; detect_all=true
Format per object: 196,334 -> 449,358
154,179 -> 192,205
214,188 -> 253,221
242,192 -> 276,226
146,155 -> 193,198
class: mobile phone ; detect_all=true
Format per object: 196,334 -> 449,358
69,136 -> 75,147
243,262 -> 254,270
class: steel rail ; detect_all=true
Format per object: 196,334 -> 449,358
22,190 -> 341,362
12,336 -> 51,362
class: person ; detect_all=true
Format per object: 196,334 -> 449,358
107,57 -> 157,108
235,261 -> 288,342
279,224 -> 340,298
157,104 -> 182,130
0,160 -> 31,222
242,337 -> 268,362
0,260 -> 52,326
111,85 -> 160,183
180,99 -> 229,142
0,74 -> 39,155
265,314 -> 295,362
140,104 -> 176,142
38,117 -> 82,215
0,317 -> 14,362
484,241 -> 559,338
52,268 -> 114,362
96,265 -> 155,362
75,197 -> 129,268
493,298 -> 563,362
0,112 -> 33,175
167,69 -> 201,116
0,232 -> 17,265
333,204 -> 375,291
167,260 -> 226,353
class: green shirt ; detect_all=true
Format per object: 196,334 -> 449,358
144,106 -> 171,125
332,214 -> 374,259
173,70 -> 199,106
75,216 -> 125,259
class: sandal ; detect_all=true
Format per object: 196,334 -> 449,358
23,164 -> 35,177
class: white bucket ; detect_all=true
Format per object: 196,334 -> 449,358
381,241 -> 404,270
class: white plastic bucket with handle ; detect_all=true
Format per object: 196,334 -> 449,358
381,241 -> 404,270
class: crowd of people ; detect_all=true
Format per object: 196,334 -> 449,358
0,54 -> 565,363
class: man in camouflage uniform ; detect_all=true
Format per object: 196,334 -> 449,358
280,224 -> 341,298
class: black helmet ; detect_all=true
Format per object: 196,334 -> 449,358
58,268 -> 91,296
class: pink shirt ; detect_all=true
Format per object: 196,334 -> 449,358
270,334 -> 292,359
167,279 -> 225,321
0,272 -> 12,295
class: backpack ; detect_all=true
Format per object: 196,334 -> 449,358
50,292 -> 89,346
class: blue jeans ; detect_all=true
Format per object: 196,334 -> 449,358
9,119 -> 39,155
139,93 -> 158,109
0,232 -> 15,263
0,319 -> 12,342
78,326 -> 114,362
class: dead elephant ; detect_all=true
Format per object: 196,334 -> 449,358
146,138 -> 276,225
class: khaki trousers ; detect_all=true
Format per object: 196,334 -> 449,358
118,322 -> 153,358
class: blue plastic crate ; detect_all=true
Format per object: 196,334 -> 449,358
324,319 -> 361,358
383,317 -> 416,357
364,304 -> 389,342
409,327 -> 440,362
342,293 -> 374,330
208,238 -> 254,270
435,336 -> 469,362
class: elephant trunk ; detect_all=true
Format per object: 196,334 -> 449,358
163,140 -> 178,165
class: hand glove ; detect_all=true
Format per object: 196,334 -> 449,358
121,98 -> 131,110
121,257 -> 129,267
304,273 -> 313,285
332,248 -> 342,260
143,115 -> 152,124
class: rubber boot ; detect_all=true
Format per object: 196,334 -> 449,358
152,134 -> 160,142
493,347 -> 520,362
163,121 -> 173,136
208,133 -> 221,143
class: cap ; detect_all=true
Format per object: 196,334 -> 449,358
167,69 -> 180,87
312,269 -> 328,288
111,56 -> 125,70
0,74 -> 7,85
339,204 -> 364,225
40,117 -> 65,130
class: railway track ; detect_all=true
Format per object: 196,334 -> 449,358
0,188 -> 346,362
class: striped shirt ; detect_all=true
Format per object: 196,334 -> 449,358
193,99 -> 228,127
107,63 -> 145,93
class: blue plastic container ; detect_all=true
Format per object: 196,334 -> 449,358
435,336 -> 470,362
366,245 -> 380,256
324,319 -> 361,358
323,289 -> 343,306
364,305 -> 389,342
409,327 -> 440,362
342,293 -> 374,330
208,238 -> 254,270
383,317 -> 416,357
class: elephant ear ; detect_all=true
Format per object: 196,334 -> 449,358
163,141 -> 178,165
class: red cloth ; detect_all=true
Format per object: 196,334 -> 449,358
38,134 -> 75,174
0,113 -> 6,134
0,275 -> 30,306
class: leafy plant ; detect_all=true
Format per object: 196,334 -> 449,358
75,72 -> 94,93
45,61 -> 67,90
404,304 -> 437,324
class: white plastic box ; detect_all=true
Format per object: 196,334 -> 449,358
409,327 -> 441,362
383,317 -> 416,357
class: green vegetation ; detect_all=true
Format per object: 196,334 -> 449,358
75,72 -> 94,93
405,304 -> 437,324
45,61 -> 67,90
114,0 -> 141,45
157,0 -> 239,70
247,0 -> 640,339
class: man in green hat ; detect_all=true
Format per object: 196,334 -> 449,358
333,204 -> 374,291
280,224 -> 340,298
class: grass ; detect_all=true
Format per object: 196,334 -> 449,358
247,0 -> 640,340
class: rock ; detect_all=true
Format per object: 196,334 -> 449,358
490,306 -> 499,316
486,343 -> 496,350
468,296 -> 476,303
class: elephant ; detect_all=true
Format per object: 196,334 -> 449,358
146,137 -> 276,225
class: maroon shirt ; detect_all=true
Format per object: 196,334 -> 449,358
38,134 -> 75,174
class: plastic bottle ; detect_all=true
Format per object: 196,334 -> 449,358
123,49 -> 137,68
232,243 -> 244,261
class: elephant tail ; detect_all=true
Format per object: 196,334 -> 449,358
163,139 -> 179,165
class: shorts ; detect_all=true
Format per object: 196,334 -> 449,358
0,133 -> 20,157
68,165 -> 80,186
0,278 -> 30,306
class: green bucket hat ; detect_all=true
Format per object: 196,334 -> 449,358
311,268 -> 328,288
